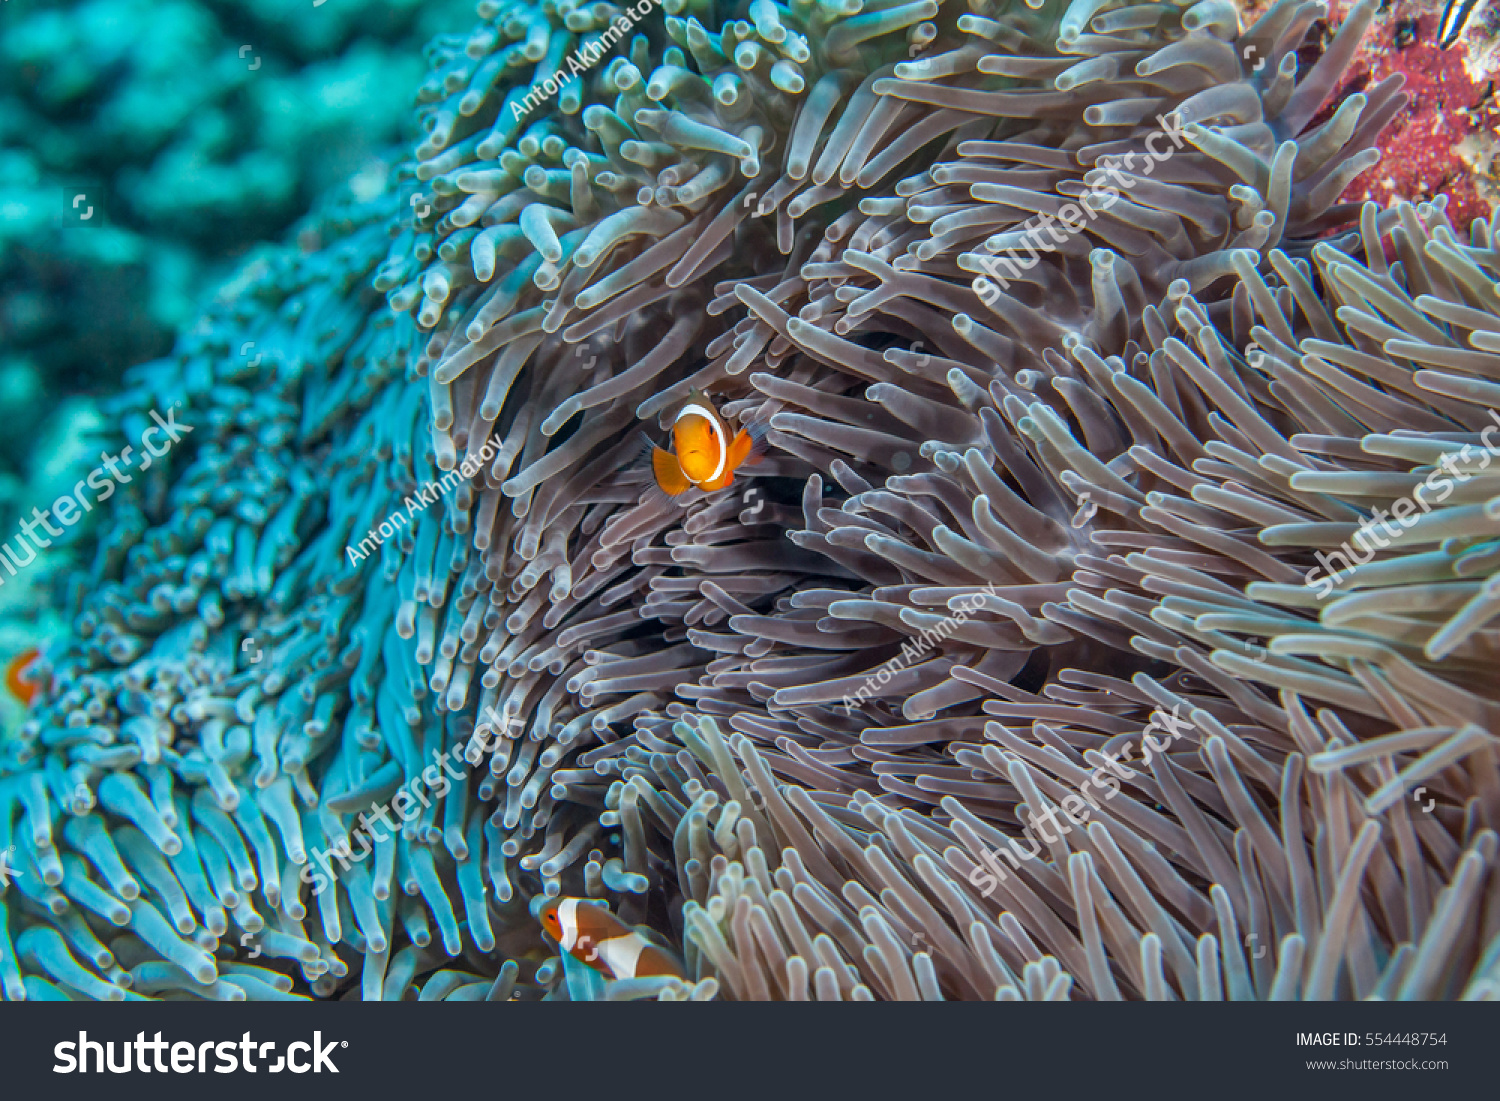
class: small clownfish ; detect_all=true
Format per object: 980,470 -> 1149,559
4,648 -> 43,707
650,389 -> 763,496
538,897 -> 685,981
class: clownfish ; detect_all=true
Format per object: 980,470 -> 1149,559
538,897 -> 685,981
650,389 -> 763,496
4,648 -> 43,707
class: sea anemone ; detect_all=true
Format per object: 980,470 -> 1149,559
3,0 -> 1497,1002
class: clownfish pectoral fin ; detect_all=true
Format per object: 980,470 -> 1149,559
722,429 -> 755,477
744,421 -> 769,464
652,447 -> 692,496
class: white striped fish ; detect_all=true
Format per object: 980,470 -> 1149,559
649,388 -> 763,495
539,897 -> 685,980
1440,0 -> 1483,48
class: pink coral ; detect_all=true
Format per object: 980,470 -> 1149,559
1321,0 -> 1500,228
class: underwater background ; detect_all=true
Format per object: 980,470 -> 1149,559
0,0 -> 1498,1001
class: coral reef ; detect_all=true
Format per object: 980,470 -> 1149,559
3,0 -> 1499,1003
1314,0 -> 1500,227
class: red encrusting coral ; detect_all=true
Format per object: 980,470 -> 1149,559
1328,0 -> 1500,231
1241,0 -> 1500,231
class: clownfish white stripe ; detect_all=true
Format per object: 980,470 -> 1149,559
675,401 -> 728,483
596,934 -> 648,978
557,898 -> 581,951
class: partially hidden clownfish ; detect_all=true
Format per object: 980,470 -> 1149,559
650,389 -> 764,496
4,647 -> 43,707
538,897 -> 685,981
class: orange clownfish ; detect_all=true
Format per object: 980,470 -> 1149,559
539,897 -> 685,981
4,647 -> 43,707
650,389 -> 764,496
